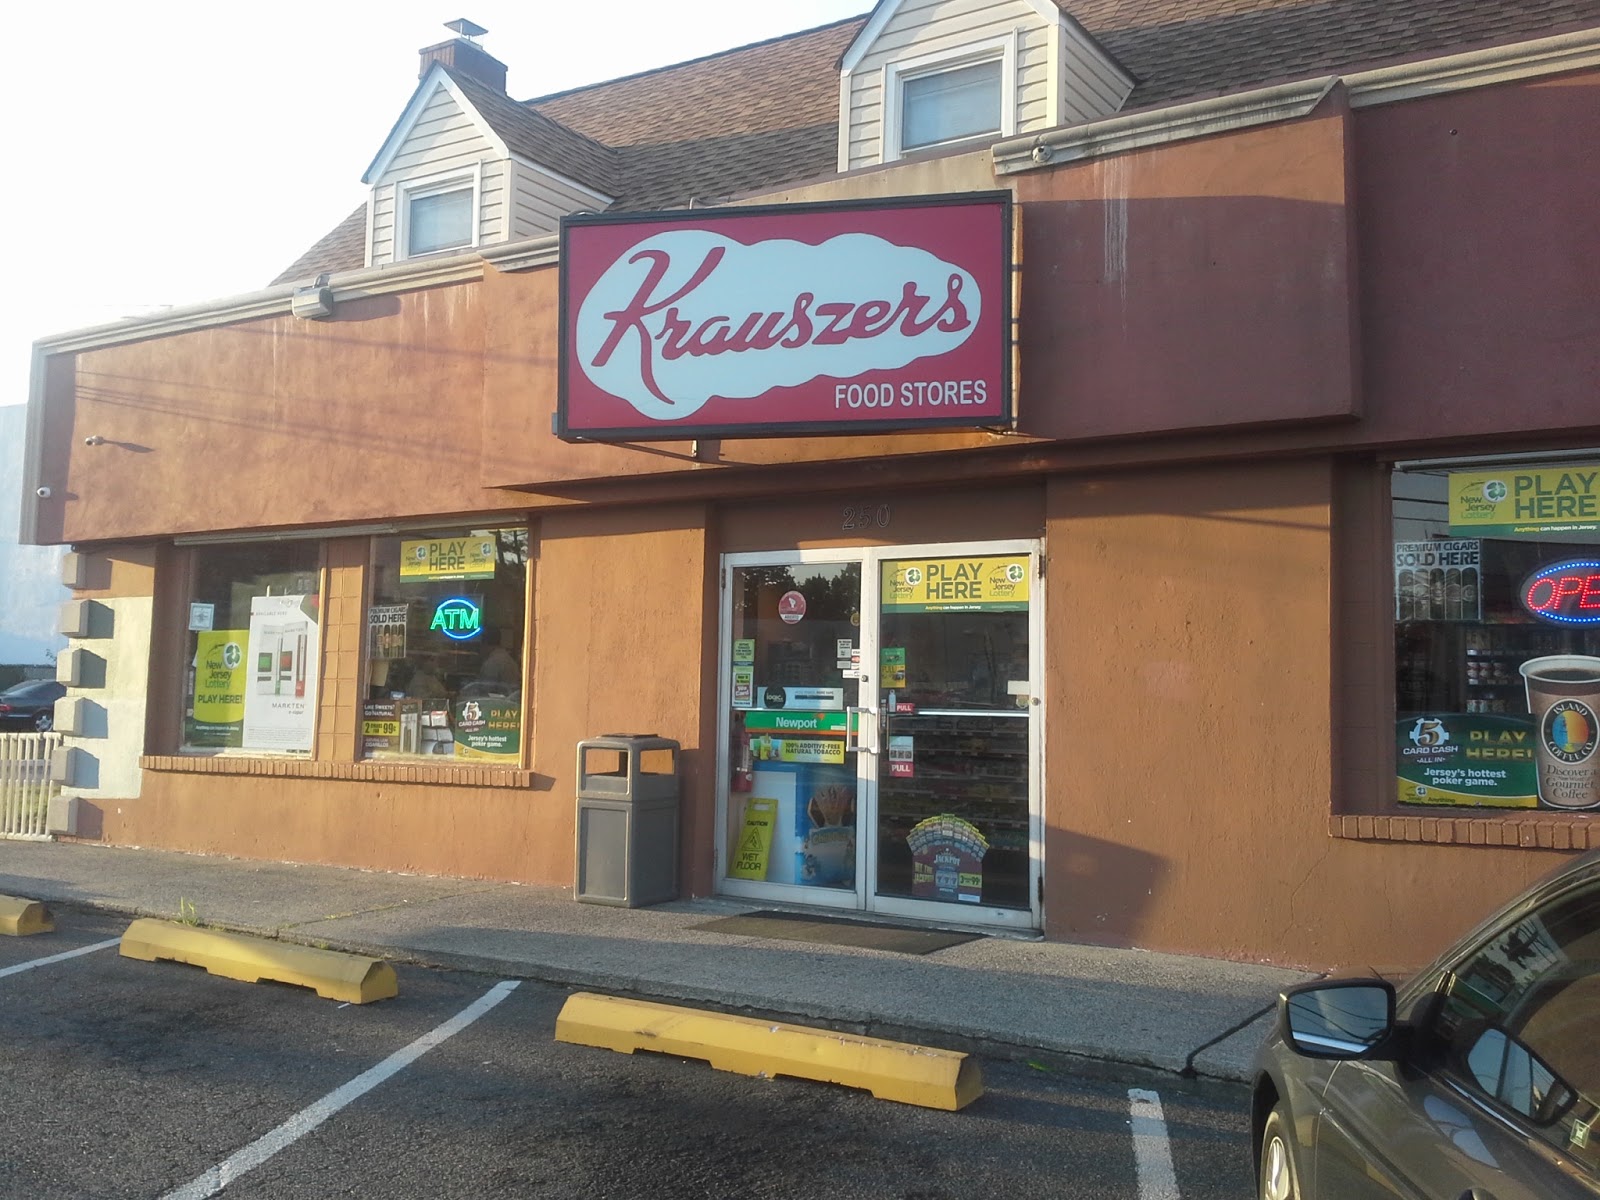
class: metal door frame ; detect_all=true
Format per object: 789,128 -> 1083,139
714,540 -> 1043,931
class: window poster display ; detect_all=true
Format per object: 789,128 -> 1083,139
1394,540 -> 1481,621
367,605 -> 409,660
363,527 -> 528,764
186,629 -> 248,747
730,755 -> 857,889
241,594 -> 321,753
1394,461 -> 1600,811
453,697 -> 521,761
399,536 -> 499,581
882,556 -> 1029,612
908,814 -> 988,904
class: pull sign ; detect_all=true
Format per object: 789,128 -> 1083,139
1522,560 -> 1600,625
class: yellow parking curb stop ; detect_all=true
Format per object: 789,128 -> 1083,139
0,895 -> 54,936
119,918 -> 398,1003
555,991 -> 983,1111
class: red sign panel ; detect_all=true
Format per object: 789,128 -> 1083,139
557,193 -> 1012,442
1522,560 -> 1600,625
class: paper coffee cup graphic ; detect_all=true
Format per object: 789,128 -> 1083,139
1521,655 -> 1600,809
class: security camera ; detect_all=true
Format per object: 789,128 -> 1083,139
35,486 -> 51,499
84,435 -> 105,447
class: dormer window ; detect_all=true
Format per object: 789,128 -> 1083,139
398,168 -> 481,259
883,39 -> 1015,161
901,58 -> 1003,151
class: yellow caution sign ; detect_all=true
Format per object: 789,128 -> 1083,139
728,797 -> 777,880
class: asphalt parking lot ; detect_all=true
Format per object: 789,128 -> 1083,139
0,909 -> 1253,1199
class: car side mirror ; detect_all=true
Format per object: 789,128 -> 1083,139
1281,979 -> 1397,1059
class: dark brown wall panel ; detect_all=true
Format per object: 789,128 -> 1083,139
1012,105 -> 1360,440
1355,71 -> 1600,443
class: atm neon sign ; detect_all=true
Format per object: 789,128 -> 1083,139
429,596 -> 483,640
1522,561 -> 1600,625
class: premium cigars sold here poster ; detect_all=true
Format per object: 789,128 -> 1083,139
557,194 -> 1012,441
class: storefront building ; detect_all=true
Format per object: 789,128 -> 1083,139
21,3 -> 1600,969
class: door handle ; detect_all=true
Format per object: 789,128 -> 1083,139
845,706 -> 878,755
1458,1190 -> 1499,1200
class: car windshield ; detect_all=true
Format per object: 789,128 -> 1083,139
1,681 -> 58,701
1436,882 -> 1600,1172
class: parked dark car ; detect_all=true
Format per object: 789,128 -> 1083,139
0,679 -> 66,732
1253,849 -> 1600,1198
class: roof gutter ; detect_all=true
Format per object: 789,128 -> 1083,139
993,25 -> 1600,174
992,76 -> 1337,173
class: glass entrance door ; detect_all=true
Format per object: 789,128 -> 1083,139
717,541 -> 1041,931
720,556 -> 867,912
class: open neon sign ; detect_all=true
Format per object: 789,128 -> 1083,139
1522,560 -> 1600,625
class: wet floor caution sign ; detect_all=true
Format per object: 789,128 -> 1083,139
728,797 -> 776,880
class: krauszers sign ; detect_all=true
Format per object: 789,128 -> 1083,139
557,193 -> 1013,441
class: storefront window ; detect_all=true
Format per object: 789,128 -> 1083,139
362,527 -> 529,763
1394,460 -> 1600,812
183,542 -> 323,754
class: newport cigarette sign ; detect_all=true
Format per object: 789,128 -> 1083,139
557,193 -> 1012,441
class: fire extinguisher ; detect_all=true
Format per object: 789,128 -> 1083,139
734,727 -> 753,792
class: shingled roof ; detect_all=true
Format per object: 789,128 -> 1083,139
450,69 -> 620,198
274,1 -> 1600,285
1065,0 -> 1600,109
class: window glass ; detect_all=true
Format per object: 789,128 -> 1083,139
1393,460 -> 1600,812
362,527 -> 528,763
901,59 -> 1002,151
408,186 -> 472,256
183,543 -> 322,755
1434,884 -> 1600,1171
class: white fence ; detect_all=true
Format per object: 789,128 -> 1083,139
0,732 -> 59,839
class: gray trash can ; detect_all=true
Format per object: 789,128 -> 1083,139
575,733 -> 680,907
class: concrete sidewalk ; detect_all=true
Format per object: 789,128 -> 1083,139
0,840 -> 1318,1083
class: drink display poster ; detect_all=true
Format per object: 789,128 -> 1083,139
1394,541 -> 1481,622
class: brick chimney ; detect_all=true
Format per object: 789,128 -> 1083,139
418,19 -> 507,93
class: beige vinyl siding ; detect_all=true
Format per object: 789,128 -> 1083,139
1059,21 -> 1134,124
507,161 -> 606,239
843,0 -> 1130,169
846,0 -> 1046,171
1017,24 -> 1050,114
370,87 -> 500,265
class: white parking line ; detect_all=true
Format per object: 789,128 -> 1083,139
161,979 -> 522,1200
0,937 -> 120,978
1129,1087 -> 1180,1200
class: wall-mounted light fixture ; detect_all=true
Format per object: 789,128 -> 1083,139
290,272 -> 335,320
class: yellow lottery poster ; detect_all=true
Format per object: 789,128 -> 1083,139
1449,465 -> 1600,536
188,629 -> 248,747
728,796 -> 778,880
882,556 -> 1030,612
400,535 -> 499,581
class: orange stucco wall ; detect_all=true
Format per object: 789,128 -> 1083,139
1044,461 -> 1563,970
37,71 -> 1600,970
91,506 -> 716,888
